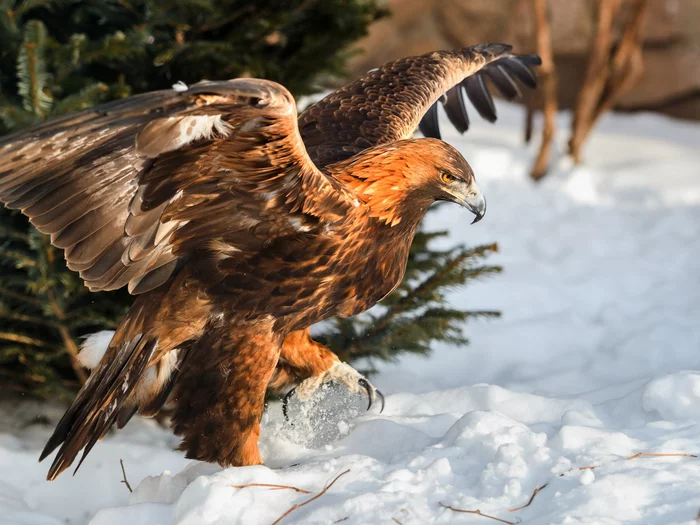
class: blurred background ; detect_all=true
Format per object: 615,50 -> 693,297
350,0 -> 700,121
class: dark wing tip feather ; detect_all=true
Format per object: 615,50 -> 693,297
419,51 -> 540,138
443,86 -> 470,133
464,75 -> 497,123
501,56 -> 539,89
418,102 -> 441,140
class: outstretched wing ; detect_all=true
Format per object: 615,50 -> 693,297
0,79 -> 351,294
298,43 -> 541,168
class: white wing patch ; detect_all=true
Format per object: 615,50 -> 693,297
133,349 -> 179,403
172,81 -> 188,92
77,330 -> 115,369
136,115 -> 233,158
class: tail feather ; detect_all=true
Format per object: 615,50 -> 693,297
40,334 -> 158,480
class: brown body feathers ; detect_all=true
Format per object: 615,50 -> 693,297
0,44 -> 539,479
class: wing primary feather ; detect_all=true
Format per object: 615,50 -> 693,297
484,64 -> 521,100
502,56 -> 539,89
463,75 -> 497,123
443,86 -> 470,133
116,406 -> 138,429
418,102 -> 441,139
518,54 -> 543,66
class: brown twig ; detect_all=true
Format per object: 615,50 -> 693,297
439,503 -> 516,525
120,459 -> 133,493
233,482 -> 311,494
391,519 -> 404,525
270,469 -> 350,525
558,465 -> 597,477
508,482 -> 549,512
626,452 -> 697,461
530,0 -> 558,180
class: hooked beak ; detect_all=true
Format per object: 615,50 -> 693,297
462,182 -> 487,224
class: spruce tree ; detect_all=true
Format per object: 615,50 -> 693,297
0,0 -> 501,399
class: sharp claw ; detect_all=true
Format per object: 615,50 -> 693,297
358,378 -> 373,410
376,389 -> 385,413
282,387 -> 296,421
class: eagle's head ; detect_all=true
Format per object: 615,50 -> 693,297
423,139 -> 486,224
334,138 -> 486,227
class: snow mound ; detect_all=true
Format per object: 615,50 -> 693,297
2,104 -> 700,524
643,371 -> 700,421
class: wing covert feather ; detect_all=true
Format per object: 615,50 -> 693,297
0,79 -> 348,294
298,43 -> 541,168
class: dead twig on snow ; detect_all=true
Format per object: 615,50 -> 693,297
271,469 -> 350,525
558,465 -> 597,477
120,459 -> 133,493
439,503 -> 516,525
508,482 -> 549,512
233,482 -> 311,494
626,452 -> 697,461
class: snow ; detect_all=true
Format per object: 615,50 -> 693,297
2,103 -> 700,524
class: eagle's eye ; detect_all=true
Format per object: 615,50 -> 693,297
441,171 -> 456,184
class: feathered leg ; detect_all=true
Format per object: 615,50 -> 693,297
267,328 -> 339,393
171,318 -> 282,467
276,328 -> 384,417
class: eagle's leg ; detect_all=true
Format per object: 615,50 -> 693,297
171,319 -> 281,467
277,329 -> 384,418
268,328 -> 339,393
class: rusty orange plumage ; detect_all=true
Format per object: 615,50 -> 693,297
0,43 -> 539,479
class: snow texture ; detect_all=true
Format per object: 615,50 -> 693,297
2,103 -> 700,525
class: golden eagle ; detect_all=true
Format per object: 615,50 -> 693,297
0,44 -> 539,479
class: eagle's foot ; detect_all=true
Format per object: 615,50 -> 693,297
282,361 -> 384,420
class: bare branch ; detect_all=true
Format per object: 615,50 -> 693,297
439,503 -> 516,525
569,0 -> 623,163
271,469 -> 350,525
233,482 -> 311,494
626,452 -> 697,461
588,0 -> 647,126
530,0 -> 558,180
508,482 -> 548,512
120,459 -> 133,493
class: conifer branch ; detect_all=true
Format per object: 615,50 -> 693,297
0,332 -> 50,347
0,310 -> 62,328
46,287 -> 87,384
0,286 -> 43,306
